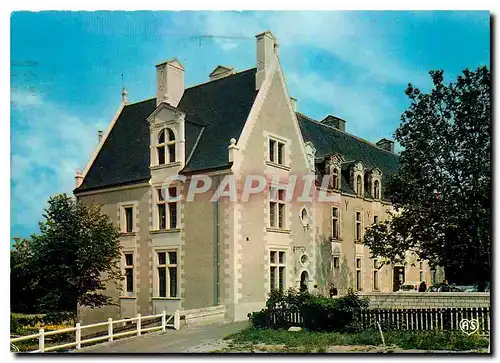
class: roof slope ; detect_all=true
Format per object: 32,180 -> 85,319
75,68 -> 257,193
297,112 -> 399,196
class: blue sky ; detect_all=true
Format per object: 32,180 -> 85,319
10,11 -> 490,239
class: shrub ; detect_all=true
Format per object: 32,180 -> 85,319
248,288 -> 369,332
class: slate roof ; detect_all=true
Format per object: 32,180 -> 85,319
75,68 -> 257,193
297,112 -> 399,198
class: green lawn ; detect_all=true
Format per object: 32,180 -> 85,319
221,327 -> 489,353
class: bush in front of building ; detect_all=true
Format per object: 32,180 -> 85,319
248,288 -> 369,332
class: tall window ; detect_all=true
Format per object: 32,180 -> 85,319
269,187 -> 286,229
373,180 -> 380,199
157,128 -> 176,165
157,251 -> 178,297
373,215 -> 379,225
124,206 -> 134,233
355,211 -> 362,242
270,250 -> 286,291
419,261 -> 424,282
124,253 -> 134,295
356,258 -> 362,291
332,207 -> 340,240
157,187 -> 178,230
373,259 -> 379,291
356,175 -> 363,196
331,168 -> 340,190
268,138 -> 285,165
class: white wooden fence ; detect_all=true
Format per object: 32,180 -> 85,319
11,310 -> 180,353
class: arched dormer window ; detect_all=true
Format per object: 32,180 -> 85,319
332,167 -> 340,190
374,180 -> 380,199
157,128 -> 176,165
356,175 -> 363,197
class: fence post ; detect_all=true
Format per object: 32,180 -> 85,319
108,318 -> 114,342
174,310 -> 180,330
39,328 -> 45,353
75,323 -> 81,349
137,314 -> 142,336
161,310 -> 166,332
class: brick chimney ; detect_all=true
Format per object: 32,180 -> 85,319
155,58 -> 185,107
376,138 -> 395,153
321,115 -> 346,132
255,31 -> 279,90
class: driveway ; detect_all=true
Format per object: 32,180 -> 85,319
76,321 -> 249,353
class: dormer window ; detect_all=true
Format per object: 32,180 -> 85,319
332,167 -> 340,190
369,168 -> 383,200
157,128 -> 176,165
356,175 -> 363,197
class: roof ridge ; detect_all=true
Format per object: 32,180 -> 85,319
297,112 -> 398,156
185,67 -> 257,91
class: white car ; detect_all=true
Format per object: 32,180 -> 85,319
397,283 -> 419,292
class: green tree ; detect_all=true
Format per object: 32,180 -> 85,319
364,66 -> 491,290
10,193 -> 122,315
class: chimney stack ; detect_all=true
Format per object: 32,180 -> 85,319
156,58 -> 185,107
321,115 -> 346,132
97,130 -> 103,142
376,138 -> 395,153
290,97 -> 297,112
121,87 -> 128,104
255,31 -> 278,90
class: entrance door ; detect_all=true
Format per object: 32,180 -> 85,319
393,266 -> 405,291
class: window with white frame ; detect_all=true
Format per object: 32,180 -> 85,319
373,179 -> 380,199
269,187 -> 286,229
124,253 -> 134,296
355,211 -> 363,242
356,175 -> 363,197
332,167 -> 340,190
270,250 -> 286,291
333,256 -> 340,269
157,251 -> 178,297
332,206 -> 340,240
156,187 -> 178,230
157,128 -> 176,165
373,259 -> 379,291
124,206 -> 134,233
268,138 -> 286,165
356,258 -> 362,291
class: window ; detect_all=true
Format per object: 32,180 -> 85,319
269,187 -> 286,229
356,258 -> 362,291
333,256 -> 340,269
124,253 -> 134,295
332,207 -> 340,239
270,250 -> 286,291
157,251 -> 178,297
268,138 -> 285,165
355,211 -> 362,242
373,259 -> 379,291
356,175 -> 363,197
373,180 -> 380,199
373,215 -> 379,225
124,207 -> 134,233
419,261 -> 424,282
332,168 -> 340,190
157,128 -> 176,165
156,187 -> 178,230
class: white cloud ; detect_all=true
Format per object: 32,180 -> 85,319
11,89 -> 107,236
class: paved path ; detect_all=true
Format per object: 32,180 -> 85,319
76,321 -> 249,353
